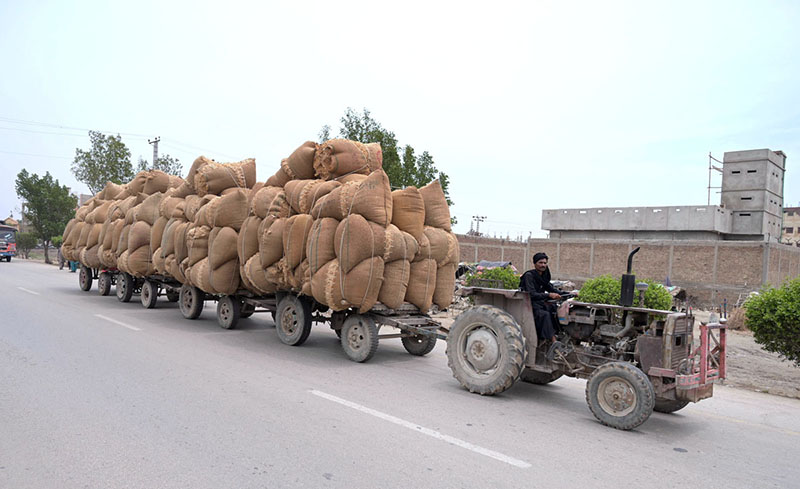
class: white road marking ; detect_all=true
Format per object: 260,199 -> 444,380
17,287 -> 40,295
311,389 -> 531,469
94,314 -> 142,332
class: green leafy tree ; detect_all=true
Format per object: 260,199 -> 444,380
15,232 -> 37,259
14,170 -> 77,264
330,108 -> 453,205
51,235 -> 63,248
136,154 -> 183,176
744,279 -> 800,366
71,130 -> 134,194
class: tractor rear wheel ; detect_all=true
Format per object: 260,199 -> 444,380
586,362 -> 655,430
446,305 -> 526,396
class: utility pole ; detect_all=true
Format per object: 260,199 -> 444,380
149,137 -> 161,170
472,215 -> 486,236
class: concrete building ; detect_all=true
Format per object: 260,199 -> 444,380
783,206 -> 800,246
542,149 -> 786,242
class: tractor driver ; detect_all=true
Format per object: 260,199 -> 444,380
519,252 -> 562,344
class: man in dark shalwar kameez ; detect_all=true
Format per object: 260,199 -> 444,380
519,252 -> 562,345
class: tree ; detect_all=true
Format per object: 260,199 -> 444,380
744,279 -> 800,366
15,170 -> 77,264
137,154 -> 183,176
16,232 -> 37,259
71,131 -> 134,194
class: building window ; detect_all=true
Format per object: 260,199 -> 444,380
785,227 -> 794,234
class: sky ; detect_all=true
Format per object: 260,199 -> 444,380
1,0 -> 798,238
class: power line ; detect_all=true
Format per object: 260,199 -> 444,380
0,149 -> 71,159
0,116 -> 151,138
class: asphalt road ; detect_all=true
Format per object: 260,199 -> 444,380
2,260 -> 798,489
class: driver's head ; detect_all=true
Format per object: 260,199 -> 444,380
533,252 -> 548,273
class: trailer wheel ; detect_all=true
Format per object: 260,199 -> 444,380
98,272 -> 112,296
179,284 -> 205,319
520,369 -> 563,385
275,294 -> 312,346
217,296 -> 241,329
166,289 -> 180,302
240,303 -> 255,319
402,334 -> 437,356
116,273 -> 134,302
141,280 -> 159,309
654,399 -> 690,414
340,314 -> 379,362
586,362 -> 655,430
446,305 -> 526,395
79,265 -> 92,291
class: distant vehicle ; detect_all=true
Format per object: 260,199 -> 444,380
0,224 -> 17,261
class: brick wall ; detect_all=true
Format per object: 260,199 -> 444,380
456,234 -> 800,307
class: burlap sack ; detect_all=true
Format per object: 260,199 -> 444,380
413,233 -> 431,263
160,218 -> 179,259
311,257 -> 384,313
75,204 -> 91,222
116,224 -> 131,259
186,156 -> 213,191
88,201 -> 112,225
314,139 -> 382,180
165,255 -> 187,284
159,195 -> 186,220
334,214 -> 386,273
306,217 -> 339,275
173,221 -> 191,264
188,257 -> 214,294
383,225 -> 418,263
285,179 -> 341,214
110,220 -> 124,255
84,223 -> 102,250
266,166 -> 291,187
143,170 -> 171,195
169,175 -> 185,189
243,254 -> 278,294
312,259 -> 348,311
405,258 -> 436,312
151,216 -> 168,258
424,226 -> 450,265
62,219 -> 76,245
337,174 -> 368,185
186,225 -> 211,266
267,190 -> 291,218
445,231 -> 460,266
206,188 -> 248,231
259,216 -> 285,268
391,187 -> 425,238
283,214 -> 314,271
433,263 -> 456,310
419,180 -> 451,231
252,186 -> 282,219
81,244 -> 102,269
98,181 -> 125,201
193,195 -> 218,227
153,247 -> 167,275
209,226 -> 240,295
127,171 -> 148,195
172,181 -> 194,198
237,216 -> 262,266
184,195 -> 204,222
283,141 -> 317,180
379,259 -> 410,309
310,170 -> 393,226
285,258 -> 309,291
194,158 -> 256,196
135,192 -> 164,226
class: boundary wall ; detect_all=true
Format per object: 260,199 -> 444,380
457,235 -> 800,307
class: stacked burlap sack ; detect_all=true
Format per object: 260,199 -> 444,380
62,138 -> 458,314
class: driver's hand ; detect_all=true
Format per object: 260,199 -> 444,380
549,292 -> 561,299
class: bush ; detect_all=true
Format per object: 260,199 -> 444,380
744,279 -> 800,366
578,275 -> 672,310
465,266 -> 520,290
51,235 -> 63,248
16,232 -> 38,259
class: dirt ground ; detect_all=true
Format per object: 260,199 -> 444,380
435,308 -> 800,400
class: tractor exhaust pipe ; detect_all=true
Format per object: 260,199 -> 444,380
620,247 -> 640,307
